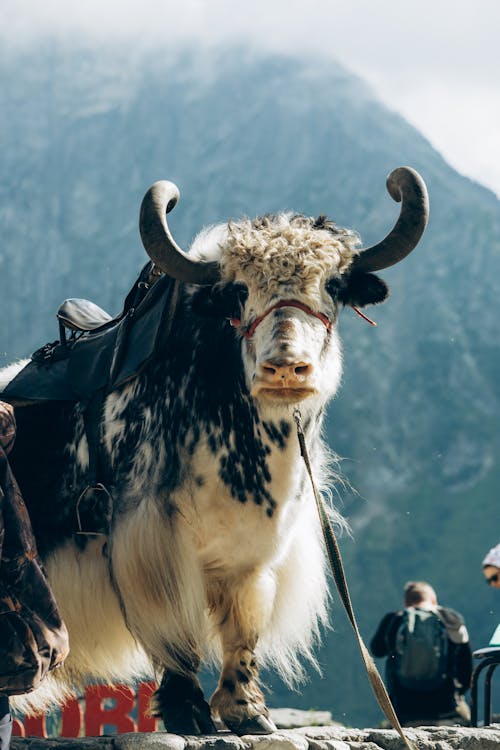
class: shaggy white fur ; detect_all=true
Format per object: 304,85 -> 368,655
190,214 -> 359,297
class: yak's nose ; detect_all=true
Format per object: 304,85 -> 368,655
259,359 -> 314,385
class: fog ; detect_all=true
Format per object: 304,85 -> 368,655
3,0 -> 500,196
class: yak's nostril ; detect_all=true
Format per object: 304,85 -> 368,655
262,364 -> 277,376
295,364 -> 312,376
260,360 -> 313,383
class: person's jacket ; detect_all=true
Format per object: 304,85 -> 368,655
0,404 -> 15,456
0,402 -> 69,696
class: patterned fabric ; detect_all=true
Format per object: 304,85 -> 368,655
0,403 -> 69,695
0,404 -> 15,456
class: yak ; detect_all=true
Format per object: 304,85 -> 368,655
0,166 -> 428,735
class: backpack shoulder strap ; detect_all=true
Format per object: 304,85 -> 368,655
405,607 -> 416,632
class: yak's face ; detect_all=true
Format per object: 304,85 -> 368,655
191,215 -> 389,411
141,169 -> 428,413
242,296 -> 342,406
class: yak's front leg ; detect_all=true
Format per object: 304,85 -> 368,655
110,508 -> 214,734
152,660 -> 216,735
209,571 -> 278,735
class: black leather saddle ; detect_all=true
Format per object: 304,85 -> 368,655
2,263 -> 176,405
57,298 -> 113,338
1,263 -> 179,535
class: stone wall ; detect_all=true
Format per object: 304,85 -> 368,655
11,724 -> 500,750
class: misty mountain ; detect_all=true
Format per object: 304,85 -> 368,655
1,41 -> 499,726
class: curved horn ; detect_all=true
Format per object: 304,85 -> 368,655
351,166 -> 429,273
139,181 -> 221,284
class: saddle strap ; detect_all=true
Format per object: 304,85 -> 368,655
83,391 -> 107,490
292,410 -> 415,750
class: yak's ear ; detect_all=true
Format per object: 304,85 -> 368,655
339,271 -> 389,308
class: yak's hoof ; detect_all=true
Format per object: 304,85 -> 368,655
164,700 -> 217,735
224,714 -> 277,735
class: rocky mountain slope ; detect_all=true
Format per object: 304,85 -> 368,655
1,41 -> 499,726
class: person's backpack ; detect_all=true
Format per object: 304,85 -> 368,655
393,607 -> 449,691
0,403 -> 69,696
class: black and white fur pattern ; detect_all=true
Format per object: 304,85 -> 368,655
0,213 -> 388,733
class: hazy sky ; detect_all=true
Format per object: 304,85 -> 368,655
4,0 -> 500,198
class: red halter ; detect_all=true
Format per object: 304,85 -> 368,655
230,299 -> 332,340
230,299 -> 376,339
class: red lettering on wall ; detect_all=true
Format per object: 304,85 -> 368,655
12,681 -> 159,737
61,696 -> 84,737
85,685 -> 137,735
22,714 -> 47,736
11,718 -> 25,737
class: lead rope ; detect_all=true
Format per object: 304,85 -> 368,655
292,409 -> 415,750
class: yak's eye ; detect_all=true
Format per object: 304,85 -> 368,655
228,283 -> 249,313
214,282 -> 248,318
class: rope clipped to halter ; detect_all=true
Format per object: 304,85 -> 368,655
292,408 -> 416,750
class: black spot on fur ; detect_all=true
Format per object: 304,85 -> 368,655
262,420 -> 290,451
208,432 -> 220,453
216,416 -> 277,514
280,421 -> 291,439
222,679 -> 236,693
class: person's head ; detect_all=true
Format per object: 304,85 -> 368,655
403,581 -> 437,608
482,544 -> 500,589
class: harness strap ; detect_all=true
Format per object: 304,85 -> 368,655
83,391 -> 106,488
293,409 -> 415,750
76,391 -> 113,536
230,300 -> 332,340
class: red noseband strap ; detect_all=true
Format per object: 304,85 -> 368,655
230,299 -> 332,340
230,300 -> 377,339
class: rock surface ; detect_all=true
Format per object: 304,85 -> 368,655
11,725 -> 500,750
269,709 -> 337,729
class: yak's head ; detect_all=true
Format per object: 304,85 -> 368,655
139,168 -> 428,413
